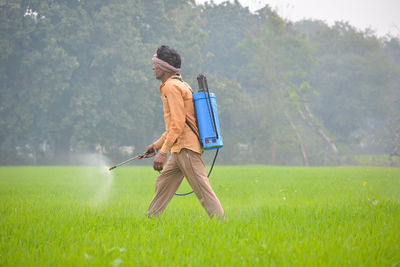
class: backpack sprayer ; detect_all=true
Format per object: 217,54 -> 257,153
193,74 -> 223,150
108,74 -> 223,196
175,74 -> 223,196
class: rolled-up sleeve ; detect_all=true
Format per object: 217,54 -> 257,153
153,132 -> 167,150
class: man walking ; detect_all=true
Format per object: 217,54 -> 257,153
144,45 -> 224,219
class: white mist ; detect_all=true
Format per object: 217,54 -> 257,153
75,153 -> 114,206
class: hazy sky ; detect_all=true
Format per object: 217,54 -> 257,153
195,0 -> 400,37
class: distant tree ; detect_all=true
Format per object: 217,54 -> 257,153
298,21 -> 400,158
238,10 -> 316,165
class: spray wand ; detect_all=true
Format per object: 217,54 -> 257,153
108,148 -> 155,171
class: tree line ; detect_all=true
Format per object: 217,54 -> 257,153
1,0 -> 399,166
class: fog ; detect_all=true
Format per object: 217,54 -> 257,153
1,1 -> 399,166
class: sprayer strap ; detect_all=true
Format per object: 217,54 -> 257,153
186,119 -> 201,145
172,76 -> 202,147
172,77 -> 183,82
172,77 -> 201,144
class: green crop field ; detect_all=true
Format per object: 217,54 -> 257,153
0,166 -> 399,266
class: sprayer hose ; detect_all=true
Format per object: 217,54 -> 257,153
175,148 -> 219,196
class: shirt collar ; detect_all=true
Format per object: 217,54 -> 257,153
159,74 -> 182,93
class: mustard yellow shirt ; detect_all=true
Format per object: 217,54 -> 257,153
153,74 -> 202,154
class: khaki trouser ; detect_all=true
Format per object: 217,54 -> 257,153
147,149 -> 224,219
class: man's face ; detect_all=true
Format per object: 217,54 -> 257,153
153,64 -> 164,80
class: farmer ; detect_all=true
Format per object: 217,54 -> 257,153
144,45 -> 224,220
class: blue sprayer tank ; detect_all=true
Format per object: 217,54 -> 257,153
193,75 -> 223,150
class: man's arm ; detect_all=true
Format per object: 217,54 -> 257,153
153,132 -> 167,150
144,142 -> 166,171
144,131 -> 166,158
159,84 -> 186,154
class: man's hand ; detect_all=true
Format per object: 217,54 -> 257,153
143,144 -> 156,158
153,151 -> 167,171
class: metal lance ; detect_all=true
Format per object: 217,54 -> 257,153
108,148 -> 155,171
